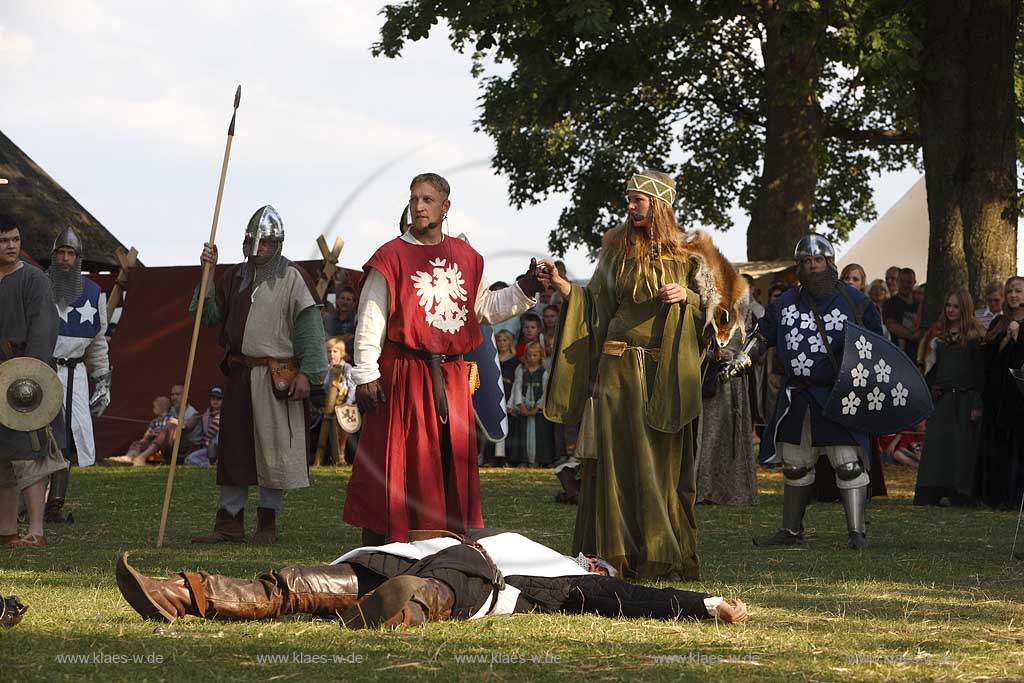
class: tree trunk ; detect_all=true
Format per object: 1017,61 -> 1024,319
917,0 -> 1019,326
746,4 -> 824,261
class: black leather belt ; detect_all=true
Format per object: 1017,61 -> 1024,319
393,343 -> 463,424
54,357 -> 83,451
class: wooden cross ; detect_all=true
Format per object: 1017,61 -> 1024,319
314,235 -> 345,300
106,246 -> 139,323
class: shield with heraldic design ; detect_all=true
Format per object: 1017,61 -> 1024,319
466,325 -> 508,442
822,322 -> 933,434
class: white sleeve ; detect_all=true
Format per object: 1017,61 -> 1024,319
351,269 -> 389,386
704,596 -> 724,618
84,293 -> 111,377
475,276 -> 536,325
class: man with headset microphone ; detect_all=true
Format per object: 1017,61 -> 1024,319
343,173 -> 545,560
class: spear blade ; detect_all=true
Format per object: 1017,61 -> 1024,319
228,85 -> 242,135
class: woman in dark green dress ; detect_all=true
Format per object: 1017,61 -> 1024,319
542,170 -> 745,580
914,288 -> 987,506
975,276 -> 1024,509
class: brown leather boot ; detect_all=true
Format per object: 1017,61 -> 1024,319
191,508 -> 245,544
116,553 -> 374,622
339,576 -> 455,629
555,468 -> 580,504
251,507 -> 277,546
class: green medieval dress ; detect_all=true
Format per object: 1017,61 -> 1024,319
544,240 -> 708,579
913,335 -> 985,505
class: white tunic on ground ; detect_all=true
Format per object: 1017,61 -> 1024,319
331,532 -> 589,619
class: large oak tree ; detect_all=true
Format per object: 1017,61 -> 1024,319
374,0 -> 1019,312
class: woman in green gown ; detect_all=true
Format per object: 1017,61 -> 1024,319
913,288 -> 987,506
541,170 -> 746,580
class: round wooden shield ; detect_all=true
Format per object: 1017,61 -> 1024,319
0,357 -> 63,432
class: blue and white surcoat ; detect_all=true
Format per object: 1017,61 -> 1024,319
53,277 -> 109,467
757,284 -> 883,463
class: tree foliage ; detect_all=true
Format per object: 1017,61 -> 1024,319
374,1 -> 926,258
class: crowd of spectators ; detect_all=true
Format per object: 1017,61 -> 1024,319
102,253 -> 1024,517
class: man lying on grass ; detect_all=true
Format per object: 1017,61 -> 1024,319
117,529 -> 748,628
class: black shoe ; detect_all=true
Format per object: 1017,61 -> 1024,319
847,531 -> 868,550
753,529 -> 805,547
44,501 -> 74,524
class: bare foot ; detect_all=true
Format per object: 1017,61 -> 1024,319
715,598 -> 748,624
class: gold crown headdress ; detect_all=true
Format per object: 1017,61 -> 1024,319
626,173 -> 676,207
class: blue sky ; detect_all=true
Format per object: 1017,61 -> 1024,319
2,1 -> 942,283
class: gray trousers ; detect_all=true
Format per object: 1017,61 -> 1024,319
779,413 -> 869,489
219,485 -> 283,514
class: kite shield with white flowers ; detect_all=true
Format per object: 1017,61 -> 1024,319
822,322 -> 933,434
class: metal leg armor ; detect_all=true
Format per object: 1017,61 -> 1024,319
839,486 -> 869,549
45,468 -> 73,524
753,484 -> 813,547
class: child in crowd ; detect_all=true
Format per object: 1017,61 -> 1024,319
516,313 -> 543,360
325,337 -> 357,405
183,387 -> 224,466
106,396 -> 177,466
878,421 -> 926,467
508,341 -> 554,467
318,336 -> 357,465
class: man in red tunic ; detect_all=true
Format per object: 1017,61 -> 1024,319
344,173 -> 543,544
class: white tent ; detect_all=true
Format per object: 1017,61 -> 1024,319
838,176 -> 928,284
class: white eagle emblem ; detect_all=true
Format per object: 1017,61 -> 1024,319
411,258 -> 470,334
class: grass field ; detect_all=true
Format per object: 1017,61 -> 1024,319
2,464 -> 1023,682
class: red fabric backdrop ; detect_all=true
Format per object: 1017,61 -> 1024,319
91,261 -> 362,459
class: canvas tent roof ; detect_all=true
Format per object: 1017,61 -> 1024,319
0,130 -> 136,270
838,176 -> 928,283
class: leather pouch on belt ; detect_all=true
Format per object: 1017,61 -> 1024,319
268,359 -> 299,400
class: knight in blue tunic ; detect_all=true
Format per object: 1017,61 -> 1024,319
47,227 -> 111,522
720,234 -> 882,549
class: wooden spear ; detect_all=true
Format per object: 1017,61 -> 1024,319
156,85 -> 241,547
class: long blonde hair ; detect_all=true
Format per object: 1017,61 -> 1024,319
918,288 -> 985,365
607,170 -> 684,301
985,275 -> 1024,343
